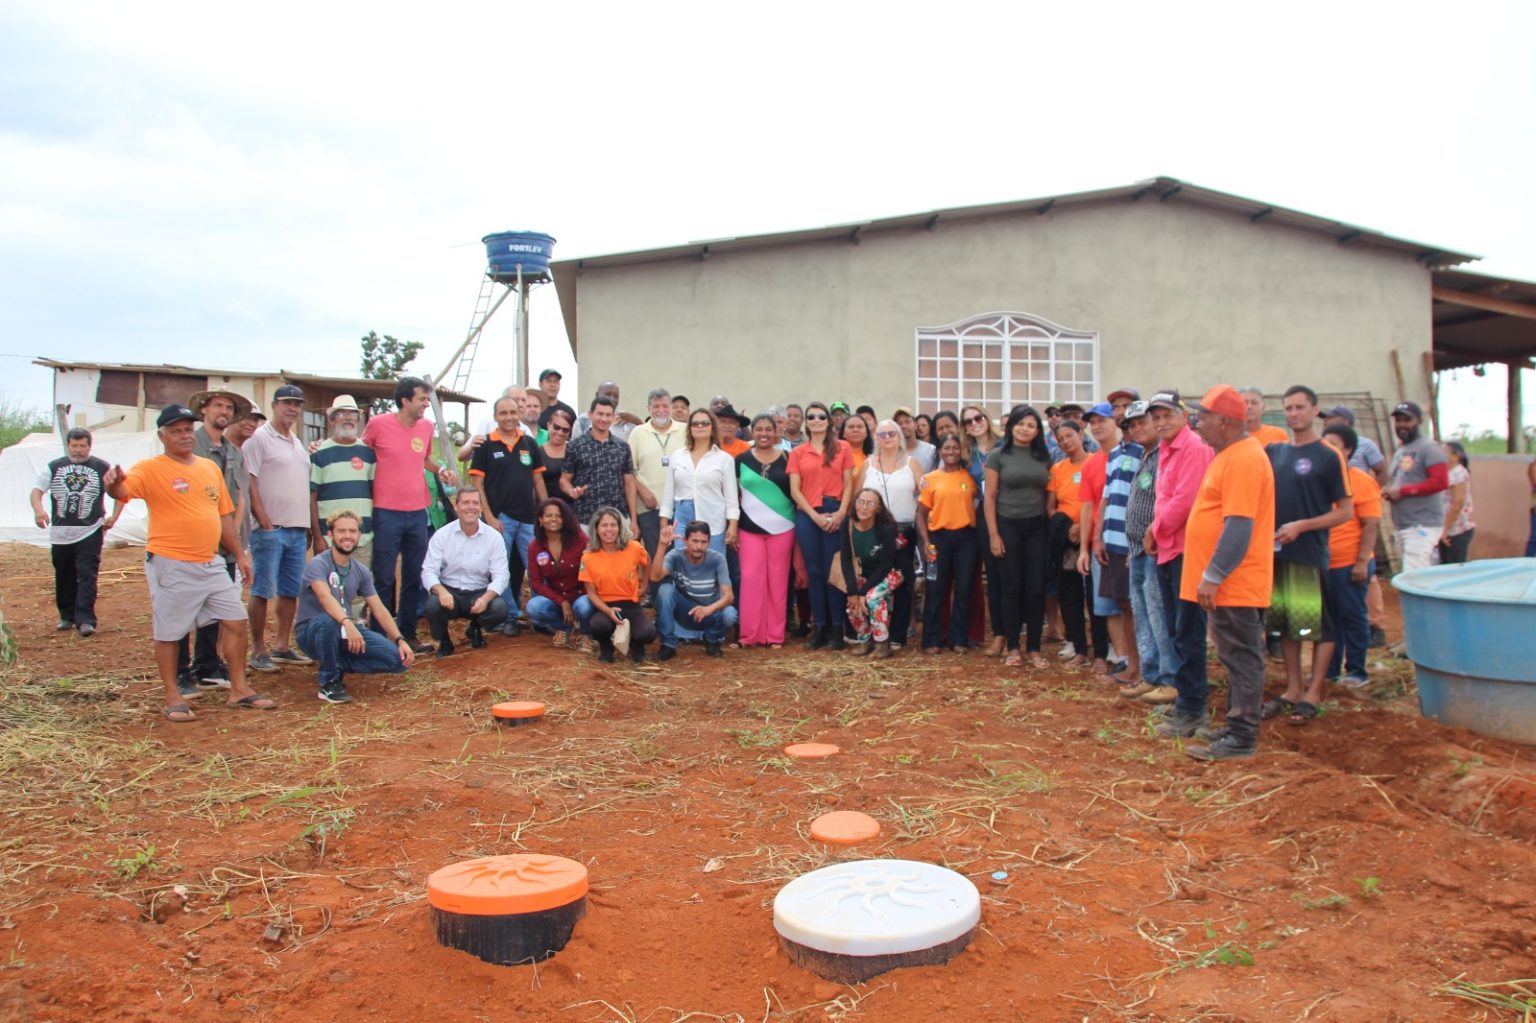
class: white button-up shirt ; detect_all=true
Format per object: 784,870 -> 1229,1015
659,445 -> 740,533
421,519 -> 510,595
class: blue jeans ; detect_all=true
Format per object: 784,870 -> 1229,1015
795,497 -> 846,632
655,581 -> 739,645
670,499 -> 728,555
1156,553 -> 1209,718
1129,551 -> 1174,685
296,616 -> 407,686
250,526 -> 309,599
496,513 -> 535,613
372,508 -> 429,641
525,594 -> 593,635
1527,510 -> 1536,558
1326,560 -> 1372,679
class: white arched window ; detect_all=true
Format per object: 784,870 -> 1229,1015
914,312 -> 1099,414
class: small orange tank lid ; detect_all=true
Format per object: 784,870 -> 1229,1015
426,854 -> 588,915
810,810 -> 881,846
784,742 -> 840,759
492,701 -> 546,720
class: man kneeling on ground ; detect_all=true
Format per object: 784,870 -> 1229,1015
421,488 -> 510,656
650,520 -> 737,660
295,509 -> 416,704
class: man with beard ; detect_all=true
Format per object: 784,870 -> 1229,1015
173,388 -> 254,693
294,509 -> 416,704
310,395 -> 377,580
1382,401 -> 1448,573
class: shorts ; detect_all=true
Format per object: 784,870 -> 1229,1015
1266,559 -> 1334,643
1089,555 -> 1121,618
250,526 -> 309,599
1097,551 -> 1130,605
145,554 -> 247,642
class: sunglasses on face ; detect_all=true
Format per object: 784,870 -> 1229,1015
963,415 -> 986,426
805,413 -> 828,421
875,430 -> 897,438
548,424 -> 571,434
690,420 -> 713,427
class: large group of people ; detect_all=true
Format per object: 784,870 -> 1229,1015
30,365 -> 1535,761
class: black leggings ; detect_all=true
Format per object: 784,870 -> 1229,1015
588,600 -> 657,649
996,514 -> 1048,652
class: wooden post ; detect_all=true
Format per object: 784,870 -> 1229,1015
1390,350 -> 1406,403
1422,352 -> 1441,441
1509,361 -> 1525,454
135,372 -> 146,431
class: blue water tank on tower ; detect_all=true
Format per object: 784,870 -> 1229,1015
482,231 -> 556,282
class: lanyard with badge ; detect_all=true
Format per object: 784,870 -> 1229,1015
653,425 -> 678,467
330,559 -> 352,634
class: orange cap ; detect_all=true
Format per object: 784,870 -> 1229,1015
784,742 -> 840,759
492,701 -> 546,720
426,854 -> 588,915
809,810 -> 881,846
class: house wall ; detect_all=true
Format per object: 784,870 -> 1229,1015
565,197 -> 1435,419
51,368 -> 271,433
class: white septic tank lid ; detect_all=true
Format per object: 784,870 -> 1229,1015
773,859 -> 980,957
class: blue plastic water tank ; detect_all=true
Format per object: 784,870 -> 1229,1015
1392,559 -> 1536,744
482,231 -> 556,281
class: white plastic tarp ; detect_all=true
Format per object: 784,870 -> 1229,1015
0,431 -> 157,547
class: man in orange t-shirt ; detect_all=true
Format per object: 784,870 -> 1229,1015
105,404 -> 276,723
1239,387 -> 1289,447
1165,385 -> 1275,761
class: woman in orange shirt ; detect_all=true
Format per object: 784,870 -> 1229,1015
789,402 -> 855,650
840,415 -> 872,471
917,435 -> 979,653
579,507 -> 658,665
1047,421 -> 1103,668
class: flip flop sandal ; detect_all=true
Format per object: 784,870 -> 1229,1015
1287,701 -> 1319,726
161,704 -> 197,723
227,694 -> 278,710
1028,653 -> 1050,670
1260,697 -> 1296,720
1004,651 -> 1023,667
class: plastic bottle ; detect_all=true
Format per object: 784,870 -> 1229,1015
925,544 -> 939,582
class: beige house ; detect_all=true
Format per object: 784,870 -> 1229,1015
552,177 -> 1485,427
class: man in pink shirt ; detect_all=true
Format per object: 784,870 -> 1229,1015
362,376 -> 460,652
1144,390 -> 1214,707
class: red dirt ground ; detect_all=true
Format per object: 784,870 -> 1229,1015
1,545 -> 1533,1022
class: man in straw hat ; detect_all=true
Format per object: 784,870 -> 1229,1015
309,394 -> 377,581
174,386 -> 256,696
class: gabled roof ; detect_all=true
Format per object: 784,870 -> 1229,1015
550,176 -> 1481,354
34,360 -> 482,405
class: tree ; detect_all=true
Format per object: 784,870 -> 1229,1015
0,397 -> 51,452
358,331 -> 424,413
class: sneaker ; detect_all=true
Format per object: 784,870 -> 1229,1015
247,652 -> 279,673
176,672 -> 202,700
196,667 -> 233,691
578,636 -> 598,655
55,619 -> 73,631
467,623 -> 486,649
1057,641 -> 1077,660
317,680 -> 352,704
1368,626 -> 1388,648
1194,722 -> 1229,742
826,634 -> 847,652
1108,659 -> 1128,676
703,640 -> 723,658
409,639 -> 436,655
270,648 -> 313,665
657,645 -> 678,662
1337,672 -> 1370,689
496,620 -> 520,638
849,641 -> 872,657
436,638 -> 456,658
628,646 -> 648,664
1137,685 -> 1179,705
77,623 -> 96,637
1117,681 -> 1155,699
597,644 -> 615,663
552,630 -> 569,648
1186,735 -> 1256,761
1154,713 -> 1203,739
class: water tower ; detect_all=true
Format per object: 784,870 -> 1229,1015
435,231 -> 556,396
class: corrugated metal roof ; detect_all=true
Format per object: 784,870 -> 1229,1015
34,360 -> 482,405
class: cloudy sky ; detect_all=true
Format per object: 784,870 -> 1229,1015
2,1 -> 1533,436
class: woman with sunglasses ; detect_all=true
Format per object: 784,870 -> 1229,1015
917,434 -> 979,653
539,407 -> 575,500
856,420 -> 923,651
736,413 -> 796,647
659,408 -> 738,556
984,405 -> 1053,669
962,404 -> 1006,655
789,401 -> 854,650
839,488 -> 902,658
580,507 -> 658,665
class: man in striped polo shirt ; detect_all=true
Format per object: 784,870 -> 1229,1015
310,395 -> 376,580
1096,394 -> 1145,685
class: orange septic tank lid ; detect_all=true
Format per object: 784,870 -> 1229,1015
810,811 -> 881,846
784,742 -> 840,759
492,701 -> 546,721
426,854 -> 588,916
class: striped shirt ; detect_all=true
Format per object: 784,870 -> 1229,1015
1101,440 -> 1144,555
311,440 -> 376,546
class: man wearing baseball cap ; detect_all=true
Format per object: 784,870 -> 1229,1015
1167,384 -> 1275,761
244,384 -> 318,672
309,395 -> 376,578
1382,400 -> 1448,572
1075,402 -> 1133,678
1319,406 -> 1388,483
535,368 -> 575,429
104,404 -> 277,721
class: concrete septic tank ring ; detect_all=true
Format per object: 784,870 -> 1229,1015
783,742 -> 840,759
809,811 -> 881,847
427,854 -> 587,965
492,701 -> 546,727
773,859 -> 980,983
